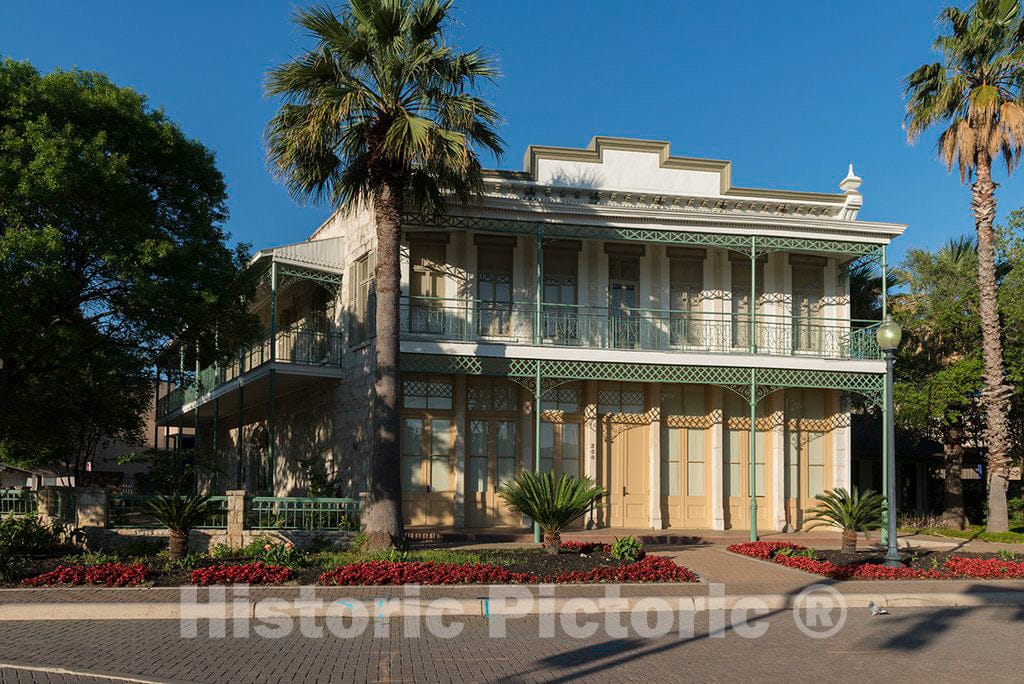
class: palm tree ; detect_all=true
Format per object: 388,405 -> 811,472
265,0 -> 504,550
904,0 -> 1024,532
498,472 -> 605,555
145,494 -> 223,563
804,488 -> 886,554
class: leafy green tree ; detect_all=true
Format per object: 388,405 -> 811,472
904,0 -> 1024,532
891,237 -> 988,529
0,59 -> 257,466
265,0 -> 504,550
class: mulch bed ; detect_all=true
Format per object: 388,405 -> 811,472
728,541 -> 1024,580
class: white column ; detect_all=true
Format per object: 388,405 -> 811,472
519,385 -> 534,528
834,391 -> 852,491
453,375 -> 466,528
709,386 -> 726,530
771,392 -> 787,531
648,383 -> 663,529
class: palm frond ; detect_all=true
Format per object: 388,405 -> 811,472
497,471 -> 604,534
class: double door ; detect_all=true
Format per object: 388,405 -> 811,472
601,417 -> 649,528
466,418 -> 520,527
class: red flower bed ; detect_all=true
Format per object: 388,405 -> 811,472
190,563 -> 293,586
559,541 -> 612,554
319,561 -> 539,586
552,555 -> 697,584
21,563 -> 149,587
727,541 -> 1024,580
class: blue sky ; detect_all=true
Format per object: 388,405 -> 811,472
2,0 -> 1020,263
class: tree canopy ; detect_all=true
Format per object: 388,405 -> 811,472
0,58 -> 257,475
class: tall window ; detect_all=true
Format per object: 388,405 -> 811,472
542,242 -> 579,342
661,385 -> 707,497
668,250 -> 704,347
731,259 -> 764,350
348,252 -> 375,346
792,258 -> 825,352
608,252 -> 640,348
409,240 -> 448,334
477,238 -> 514,337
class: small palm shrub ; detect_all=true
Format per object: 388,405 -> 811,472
144,495 -> 223,563
497,472 -> 604,555
610,535 -> 643,562
804,487 -> 885,554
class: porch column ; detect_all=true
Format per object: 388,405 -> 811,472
453,375 -> 466,528
749,235 -> 757,354
834,392 -> 852,491
268,262 -> 277,494
519,383 -> 534,530
748,368 -> 759,542
213,397 -> 220,493
177,347 -> 185,451
533,225 -> 543,345
583,381 -> 598,529
236,378 -> 244,490
709,386 -> 725,530
647,383 -> 663,529
533,360 -> 541,542
771,392 -> 786,531
153,364 -> 160,449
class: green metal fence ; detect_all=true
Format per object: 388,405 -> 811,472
0,489 -> 37,516
400,296 -> 883,361
246,496 -> 360,531
107,495 -> 228,529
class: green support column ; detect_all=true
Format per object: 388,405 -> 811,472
177,347 -> 185,452
236,383 -> 244,490
880,245 -> 888,544
534,224 -> 543,345
749,368 -> 758,542
153,364 -> 160,450
213,397 -> 220,493
268,262 -> 278,494
533,360 -> 542,543
194,342 -> 201,493
749,235 -> 757,354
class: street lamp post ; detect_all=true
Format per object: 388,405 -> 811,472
876,315 -> 903,568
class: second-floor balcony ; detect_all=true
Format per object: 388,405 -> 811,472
157,327 -> 343,418
400,296 -> 881,361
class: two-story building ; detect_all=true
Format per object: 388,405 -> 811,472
155,137 -> 905,534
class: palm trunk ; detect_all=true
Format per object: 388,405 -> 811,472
972,156 -> 1012,534
169,530 -> 188,563
940,424 -> 966,530
841,529 -> 857,555
542,530 -> 561,555
363,171 -> 406,552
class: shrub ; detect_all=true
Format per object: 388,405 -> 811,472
21,562 -> 149,587
209,543 -> 235,559
144,495 -> 223,563
190,562 -> 293,586
240,535 -> 305,567
804,487 -> 885,553
0,515 -> 63,555
610,535 -> 644,562
1008,498 -> 1024,523
498,471 -> 604,555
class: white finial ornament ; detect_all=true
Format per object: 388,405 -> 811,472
840,164 -> 862,194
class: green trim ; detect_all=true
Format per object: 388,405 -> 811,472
402,212 -> 883,258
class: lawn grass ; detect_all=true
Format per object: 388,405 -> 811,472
899,523 -> 1024,545
311,548 -> 486,569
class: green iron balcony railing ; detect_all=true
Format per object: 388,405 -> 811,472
157,327 -> 343,417
400,296 -> 882,361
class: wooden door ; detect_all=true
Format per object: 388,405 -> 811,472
723,424 -> 770,530
466,418 -> 520,528
604,419 -> 648,528
661,425 -> 709,528
401,416 -> 454,526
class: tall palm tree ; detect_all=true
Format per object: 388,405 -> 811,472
265,0 -> 504,550
904,0 -> 1024,532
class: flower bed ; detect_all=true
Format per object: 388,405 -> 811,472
727,541 -> 1024,580
319,560 -> 539,586
552,555 -> 697,583
21,562 -> 149,587
190,562 -> 294,586
559,541 -> 612,554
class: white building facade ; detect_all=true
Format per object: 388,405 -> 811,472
157,137 -> 905,533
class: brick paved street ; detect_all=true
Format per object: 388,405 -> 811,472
0,606 -> 1021,683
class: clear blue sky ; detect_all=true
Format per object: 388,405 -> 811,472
2,0 -> 1020,263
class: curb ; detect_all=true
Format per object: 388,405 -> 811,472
2,590 -> 1023,621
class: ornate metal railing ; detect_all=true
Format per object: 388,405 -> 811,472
246,496 -> 360,531
158,328 -> 343,416
107,494 -> 228,529
0,489 -> 37,516
400,296 -> 882,361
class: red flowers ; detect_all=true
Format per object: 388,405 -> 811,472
559,541 -> 612,554
552,555 -> 697,584
727,541 -> 1024,580
189,562 -> 293,586
21,563 -> 149,587
319,561 -> 539,586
